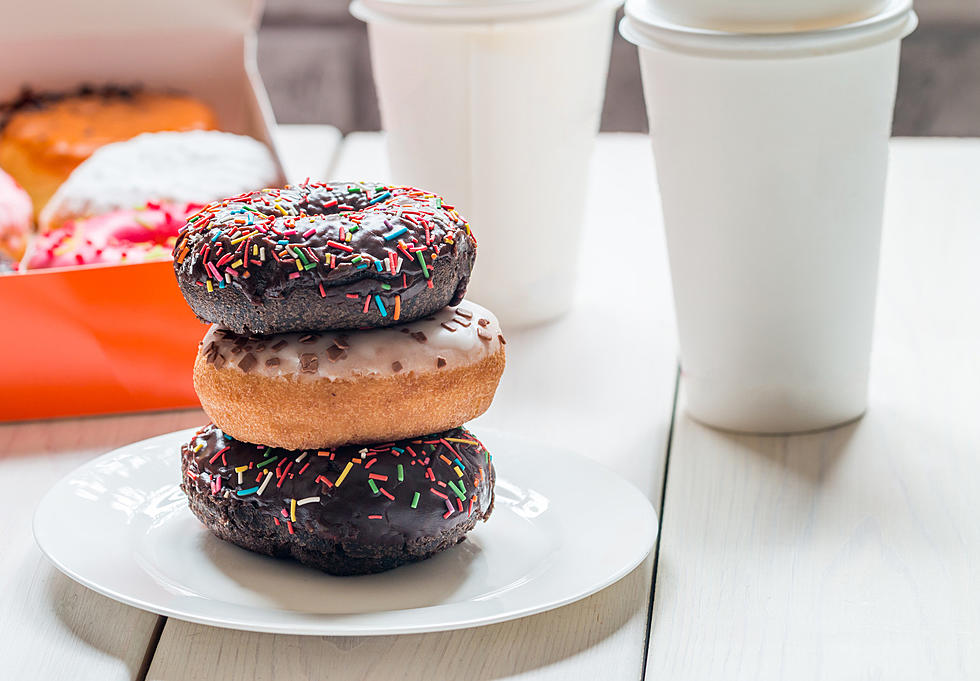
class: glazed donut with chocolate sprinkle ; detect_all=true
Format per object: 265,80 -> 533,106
181,423 -> 495,575
173,182 -> 476,334
194,301 -> 505,450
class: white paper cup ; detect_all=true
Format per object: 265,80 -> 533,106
622,0 -> 916,433
645,0 -> 890,33
352,0 -> 620,327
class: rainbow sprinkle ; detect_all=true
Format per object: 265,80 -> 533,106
182,424 -> 492,545
173,182 -> 473,323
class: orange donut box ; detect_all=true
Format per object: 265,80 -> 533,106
0,0 -> 284,421
0,261 -> 203,420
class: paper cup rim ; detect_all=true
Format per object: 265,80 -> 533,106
351,0 -> 621,24
620,0 -> 917,58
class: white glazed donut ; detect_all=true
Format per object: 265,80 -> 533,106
193,301 -> 506,450
39,130 -> 283,231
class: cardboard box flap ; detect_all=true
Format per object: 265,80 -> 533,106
7,0 -> 263,38
0,0 -> 282,175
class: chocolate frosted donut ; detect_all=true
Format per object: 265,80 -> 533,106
181,423 -> 495,575
194,301 -> 505,450
173,182 -> 476,334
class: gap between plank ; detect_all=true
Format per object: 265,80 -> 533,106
135,616 -> 167,681
639,363 -> 681,680
260,14 -> 358,29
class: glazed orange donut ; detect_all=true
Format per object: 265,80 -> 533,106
0,87 -> 216,216
194,301 -> 506,450
0,166 -> 31,261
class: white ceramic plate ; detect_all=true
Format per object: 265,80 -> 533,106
34,427 -> 656,636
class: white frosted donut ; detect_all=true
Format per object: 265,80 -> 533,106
194,301 -> 506,450
39,130 -> 283,231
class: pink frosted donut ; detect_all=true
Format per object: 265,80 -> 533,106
23,201 -> 201,270
0,167 -> 32,261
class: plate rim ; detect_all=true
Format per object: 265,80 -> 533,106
33,427 -> 657,636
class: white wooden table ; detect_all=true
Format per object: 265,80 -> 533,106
1,127 -> 977,681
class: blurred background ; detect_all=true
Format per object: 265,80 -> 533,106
258,0 -> 980,135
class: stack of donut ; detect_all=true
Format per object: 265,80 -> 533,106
173,181 -> 506,575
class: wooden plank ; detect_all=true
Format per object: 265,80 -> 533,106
646,139 -> 980,680
148,132 -> 678,681
0,409 -> 206,681
147,560 -> 652,681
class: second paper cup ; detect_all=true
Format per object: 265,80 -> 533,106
353,0 -> 620,327
622,1 -> 917,433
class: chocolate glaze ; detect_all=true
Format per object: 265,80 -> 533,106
181,423 -> 494,547
172,182 -> 477,333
